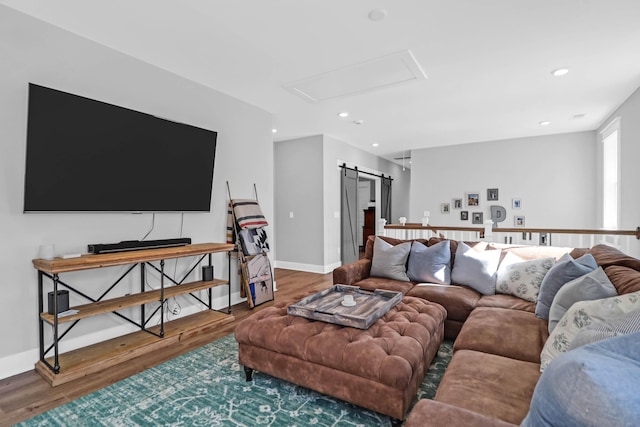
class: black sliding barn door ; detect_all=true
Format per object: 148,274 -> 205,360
380,176 -> 392,224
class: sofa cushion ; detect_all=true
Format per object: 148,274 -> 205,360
523,332 -> 640,427
427,238 -> 487,268
405,399 -> 517,427
535,253 -> 597,320
355,277 -> 415,295
540,290 -> 640,371
369,237 -> 411,282
476,294 -> 535,312
570,309 -> 640,350
407,240 -> 451,284
451,242 -> 501,295
548,267 -> 617,333
435,349 -> 540,425
588,243 -> 640,271
604,265 -> 640,295
454,307 -> 548,363
496,253 -> 555,302
407,283 -> 480,322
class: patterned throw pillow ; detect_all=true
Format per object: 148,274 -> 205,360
370,237 -> 411,282
569,309 -> 640,350
540,290 -> 640,372
547,267 -> 618,333
496,252 -> 555,302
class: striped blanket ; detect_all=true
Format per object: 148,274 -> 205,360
227,199 -> 268,244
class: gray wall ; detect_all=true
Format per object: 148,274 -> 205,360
0,6 -> 273,378
274,135 -> 324,266
274,134 -> 410,272
409,132 -> 597,228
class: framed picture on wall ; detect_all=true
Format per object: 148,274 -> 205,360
466,192 -> 480,207
453,198 -> 463,209
441,203 -> 451,214
487,188 -> 499,201
461,211 -> 469,220
472,212 -> 483,224
512,198 -> 522,209
514,215 -> 525,227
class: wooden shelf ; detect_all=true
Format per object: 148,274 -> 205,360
40,279 -> 228,324
34,242 -> 235,386
33,242 -> 234,274
35,310 -> 235,386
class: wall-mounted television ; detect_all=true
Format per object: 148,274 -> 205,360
23,83 -> 217,212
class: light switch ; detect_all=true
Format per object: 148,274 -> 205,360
289,211 -> 294,219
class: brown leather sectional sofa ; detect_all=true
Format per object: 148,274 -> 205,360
333,236 -> 640,425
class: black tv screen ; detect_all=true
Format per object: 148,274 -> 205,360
24,83 -> 217,212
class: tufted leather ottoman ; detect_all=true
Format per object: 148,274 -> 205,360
234,295 -> 446,423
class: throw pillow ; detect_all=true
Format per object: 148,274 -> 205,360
548,267 -> 618,333
450,241 -> 501,295
496,252 -> 555,303
524,332 -> 640,427
406,240 -> 451,284
369,237 -> 411,282
540,290 -> 640,372
569,309 -> 640,350
535,253 -> 598,320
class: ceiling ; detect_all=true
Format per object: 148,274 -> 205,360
3,0 -> 640,164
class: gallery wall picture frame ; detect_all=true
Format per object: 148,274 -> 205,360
461,211 -> 469,220
487,188 -> 499,201
472,212 -> 483,224
441,203 -> 451,214
514,215 -> 525,227
466,192 -> 480,207
453,198 -> 463,209
512,198 -> 522,209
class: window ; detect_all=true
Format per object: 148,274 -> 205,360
601,117 -> 620,229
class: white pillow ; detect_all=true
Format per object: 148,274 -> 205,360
540,290 -> 640,372
496,252 -> 555,302
369,237 -> 411,281
450,242 -> 501,295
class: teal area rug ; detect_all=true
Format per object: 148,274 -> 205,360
18,335 -> 453,426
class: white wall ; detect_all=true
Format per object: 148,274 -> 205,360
409,132 -> 597,229
0,7 -> 273,378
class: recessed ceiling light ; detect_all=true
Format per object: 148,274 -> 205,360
272,128 -> 277,133
368,8 -> 387,22
338,112 -> 349,118
551,68 -> 569,76
539,121 -> 551,126
372,143 -> 379,147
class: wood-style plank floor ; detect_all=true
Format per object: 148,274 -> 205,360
0,268 -> 334,427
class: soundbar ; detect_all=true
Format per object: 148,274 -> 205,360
88,238 -> 192,254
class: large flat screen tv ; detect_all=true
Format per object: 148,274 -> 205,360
24,83 -> 217,212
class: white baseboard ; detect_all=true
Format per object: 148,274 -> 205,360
275,260 -> 340,274
0,291 -> 245,381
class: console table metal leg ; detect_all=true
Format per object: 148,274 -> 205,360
52,273 -> 60,373
159,260 -> 165,337
37,271 -> 44,363
227,252 -> 232,314
140,263 -> 146,330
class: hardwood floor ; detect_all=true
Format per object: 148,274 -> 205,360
0,268 -> 334,427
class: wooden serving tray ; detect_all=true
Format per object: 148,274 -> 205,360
287,285 -> 403,329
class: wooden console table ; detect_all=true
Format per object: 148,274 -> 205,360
33,242 -> 235,386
